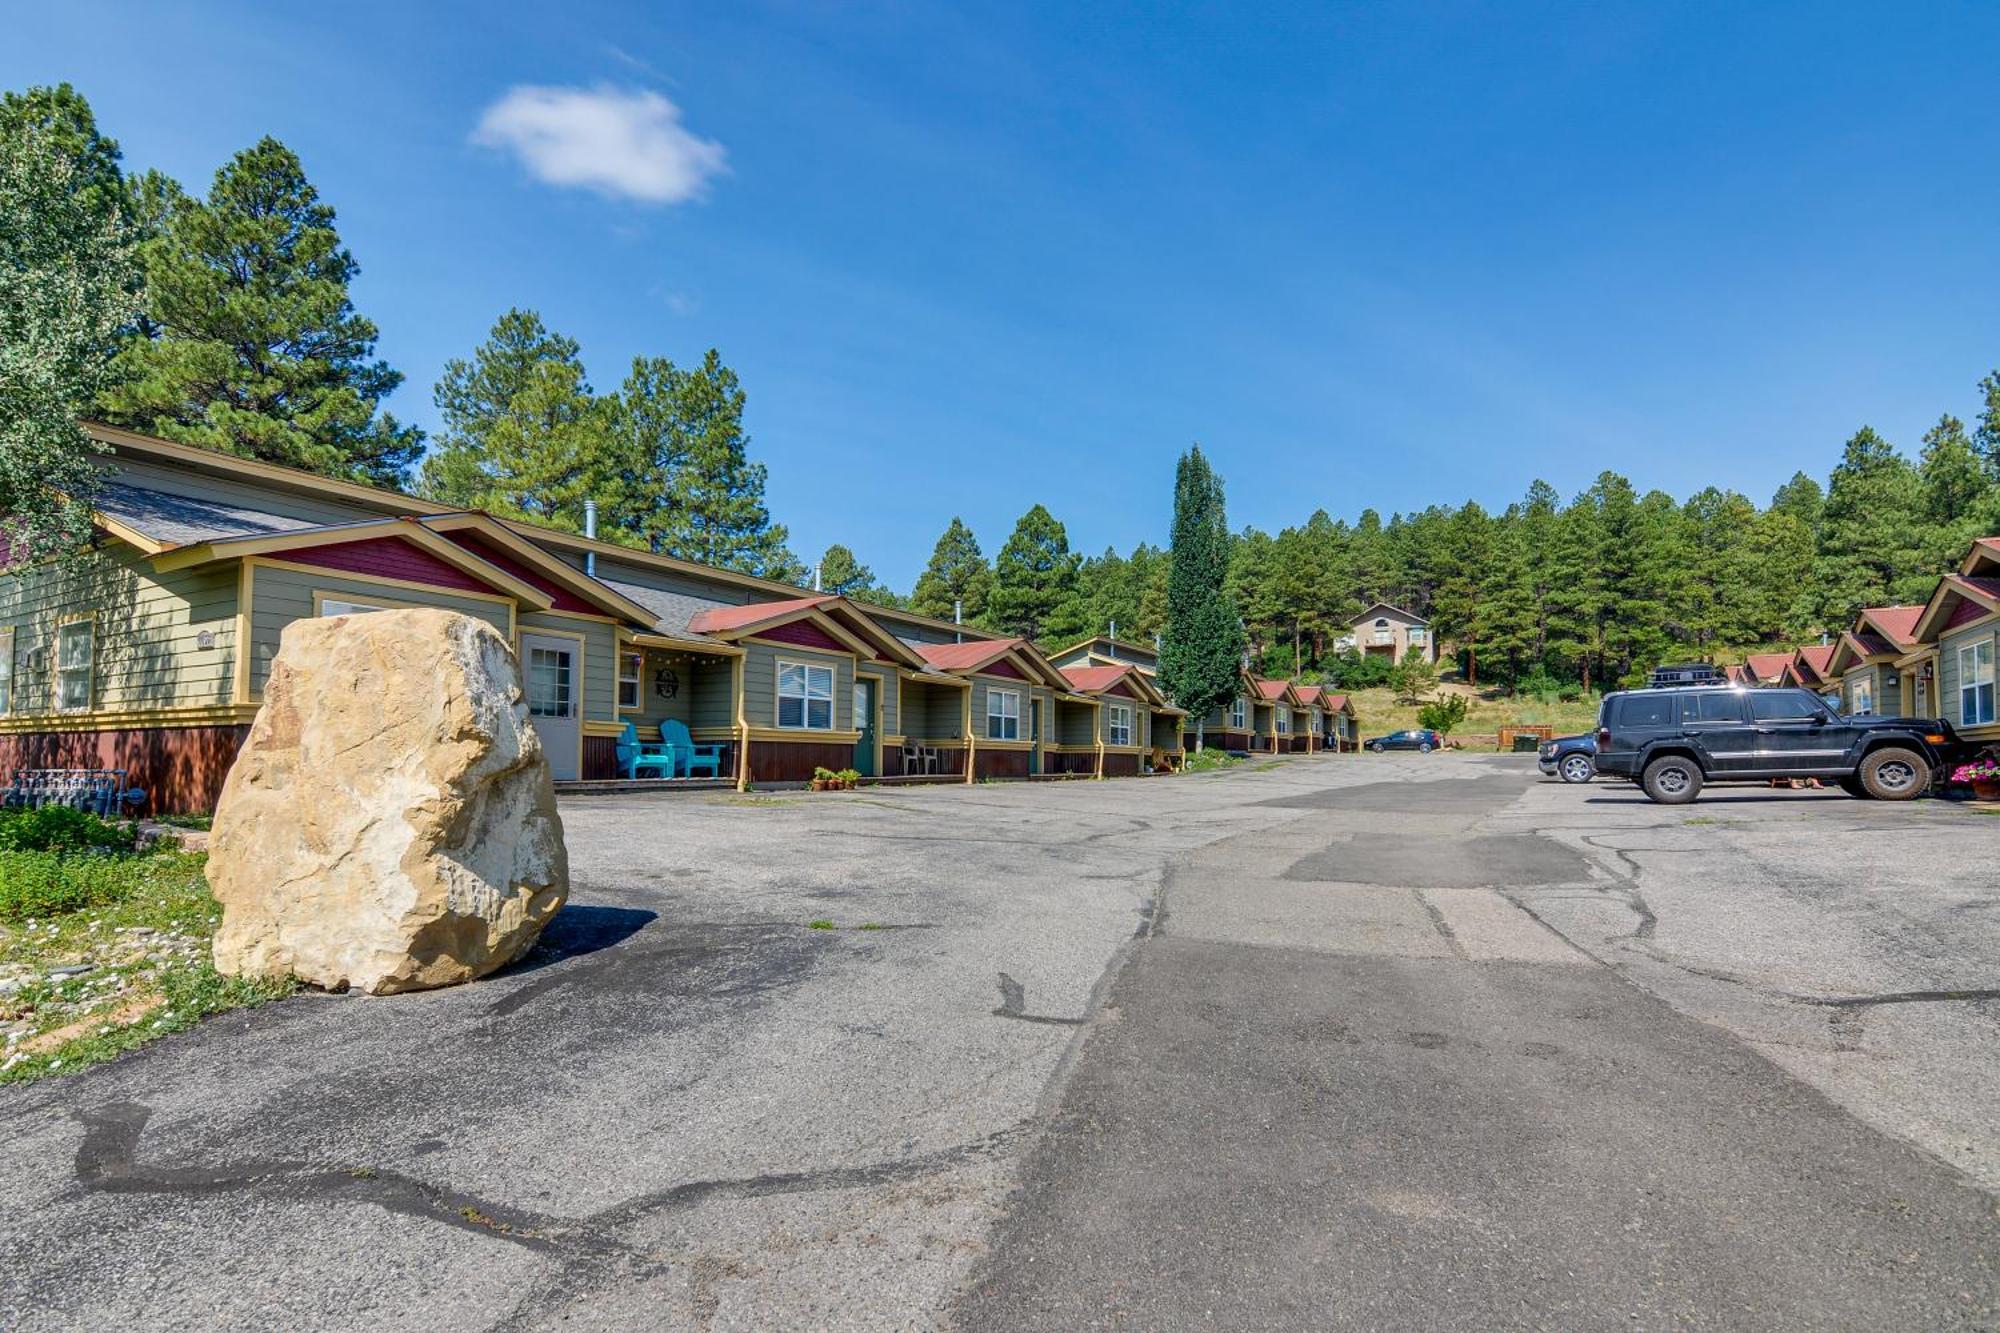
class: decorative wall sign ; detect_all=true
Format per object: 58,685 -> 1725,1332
653,666 -> 681,699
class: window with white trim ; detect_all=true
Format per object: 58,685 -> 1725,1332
1277,710 -> 1290,734
1108,703 -> 1133,746
318,598 -> 388,617
1407,626 -> 1426,644
1228,698 -> 1246,729
1850,678 -> 1874,716
617,651 -> 643,710
986,687 -> 1020,740
57,619 -> 93,712
0,628 -> 12,714
1961,640 -> 1996,727
778,660 -> 835,730
1310,713 -> 1320,734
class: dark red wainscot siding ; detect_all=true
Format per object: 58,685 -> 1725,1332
975,749 -> 1029,780
0,725 -> 250,815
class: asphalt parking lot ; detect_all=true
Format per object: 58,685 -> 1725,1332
1,755 -> 1995,1329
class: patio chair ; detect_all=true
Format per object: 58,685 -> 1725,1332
920,745 -> 941,776
660,719 -> 725,779
617,721 -> 676,780
900,743 -> 924,776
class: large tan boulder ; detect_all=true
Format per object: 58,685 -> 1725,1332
209,608 -> 569,995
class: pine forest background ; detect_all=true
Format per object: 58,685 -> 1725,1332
7,83 -> 2000,700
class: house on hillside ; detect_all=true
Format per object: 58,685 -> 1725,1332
1824,605 -> 1924,716
1341,603 -> 1436,665
0,424 -> 1124,806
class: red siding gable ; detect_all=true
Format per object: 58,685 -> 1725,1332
277,537 -> 502,597
1107,680 -> 1140,700
443,532 -> 598,613
984,657 -> 1028,681
759,617 -> 852,654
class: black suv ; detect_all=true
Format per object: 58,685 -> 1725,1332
1593,685 -> 1960,805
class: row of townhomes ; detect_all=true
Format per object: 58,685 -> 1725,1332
0,427 -> 1357,812
1745,536 -> 1999,751
1049,634 -> 1360,756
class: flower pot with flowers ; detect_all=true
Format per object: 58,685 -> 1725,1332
810,767 -> 862,792
1951,756 -> 2000,801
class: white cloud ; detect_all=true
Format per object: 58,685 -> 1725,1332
473,84 -> 726,205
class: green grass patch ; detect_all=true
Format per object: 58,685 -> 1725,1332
1180,749 -> 1244,774
807,919 -> 836,930
152,813 -> 213,831
0,846 -> 295,1084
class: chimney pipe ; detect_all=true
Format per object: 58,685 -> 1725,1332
813,563 -> 822,593
954,597 -> 963,642
583,499 -> 598,576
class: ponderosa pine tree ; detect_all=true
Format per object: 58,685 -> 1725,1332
909,517 -> 992,623
0,110 -> 138,567
1160,445 -> 1244,748
816,543 -> 891,601
99,137 -> 421,486
1812,426 -> 1929,623
622,348 -> 803,581
420,309 -> 618,527
1917,415 -> 1992,572
987,504 -> 1080,643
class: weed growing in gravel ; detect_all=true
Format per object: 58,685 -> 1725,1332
807,919 -> 836,930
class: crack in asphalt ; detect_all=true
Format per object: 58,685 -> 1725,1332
1789,987 -> 2000,1008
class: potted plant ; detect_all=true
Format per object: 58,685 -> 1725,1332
1951,757 -> 2000,801
810,767 -> 862,792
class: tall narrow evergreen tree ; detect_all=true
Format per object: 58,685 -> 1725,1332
909,517 -> 993,623
1160,446 -> 1244,748
99,137 -> 421,485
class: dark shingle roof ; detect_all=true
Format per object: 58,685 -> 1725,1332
93,481 -> 321,546
596,577 -> 732,641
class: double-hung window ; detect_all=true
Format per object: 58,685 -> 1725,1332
57,619 -> 93,712
1277,711 -> 1290,735
1962,640 -> 1996,727
1108,703 -> 1133,746
778,661 -> 834,730
1850,678 -> 1874,716
986,688 -> 1020,740
0,628 -> 12,714
1228,698 -> 1246,730
617,651 -> 643,710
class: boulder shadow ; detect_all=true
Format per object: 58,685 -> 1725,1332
500,904 -> 657,978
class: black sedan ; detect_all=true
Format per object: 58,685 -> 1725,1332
1538,733 -> 1596,784
1365,729 -> 1443,753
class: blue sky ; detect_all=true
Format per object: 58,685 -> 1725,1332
9,2 -> 2000,588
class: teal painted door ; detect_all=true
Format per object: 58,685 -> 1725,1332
1029,698 -> 1042,775
854,679 -> 877,776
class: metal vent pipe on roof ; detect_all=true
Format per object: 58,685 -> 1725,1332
583,499 -> 598,577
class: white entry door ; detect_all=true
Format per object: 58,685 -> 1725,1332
520,633 -> 581,780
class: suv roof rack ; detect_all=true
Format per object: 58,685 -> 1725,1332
1644,663 -> 1731,690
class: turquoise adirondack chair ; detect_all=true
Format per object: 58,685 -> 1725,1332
660,719 -> 725,778
617,720 -> 677,780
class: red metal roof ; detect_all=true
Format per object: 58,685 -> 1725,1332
685,596 -> 832,633
1253,678 -> 1293,701
1322,693 -> 1353,713
1860,604 -> 1924,649
1796,643 -> 1836,676
1293,685 -> 1323,703
916,638 -> 1022,670
1741,652 -> 1792,682
1060,665 -> 1132,693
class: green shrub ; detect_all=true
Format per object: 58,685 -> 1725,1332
1182,748 -> 1242,773
0,805 -> 135,854
0,848 -> 149,921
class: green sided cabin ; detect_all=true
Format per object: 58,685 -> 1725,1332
1825,604 -> 1924,718
1047,635 -> 1160,677
1909,537 -> 2000,745
1056,663 -> 1184,776
0,425 -> 1059,807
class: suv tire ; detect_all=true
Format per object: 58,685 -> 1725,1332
1559,753 -> 1595,784
1641,754 -> 1703,805
1859,747 -> 1930,801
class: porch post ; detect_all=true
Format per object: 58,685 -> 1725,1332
732,652 -> 749,792
1094,701 -> 1105,779
963,680 -> 976,784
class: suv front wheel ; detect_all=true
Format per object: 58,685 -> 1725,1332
1641,754 -> 1704,805
1859,747 -> 1930,801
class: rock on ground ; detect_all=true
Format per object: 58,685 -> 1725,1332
209,608 -> 568,995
